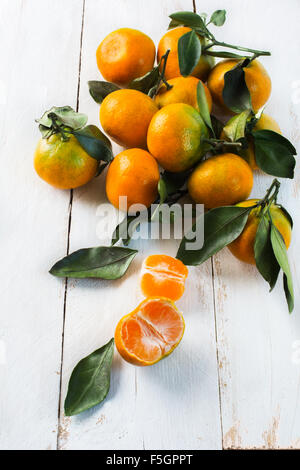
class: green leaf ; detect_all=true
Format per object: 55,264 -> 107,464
211,116 -> 224,139
270,223 -> 294,312
160,170 -> 190,195
197,81 -> 213,134
36,106 -> 88,132
254,215 -> 280,291
49,246 -> 137,279
223,61 -> 252,113
178,30 -> 201,77
64,338 -> 114,416
223,110 -> 251,142
74,125 -> 113,162
169,11 -> 207,30
210,10 -> 226,26
128,65 -> 160,95
177,205 -> 254,265
277,205 -> 293,229
151,179 -> 168,221
252,129 -> 296,178
88,81 -> 120,104
111,215 -> 141,246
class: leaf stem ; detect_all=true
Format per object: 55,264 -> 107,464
203,40 -> 271,57
259,178 -> 281,210
203,138 -> 243,150
149,49 -> 173,98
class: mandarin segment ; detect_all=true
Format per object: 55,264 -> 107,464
141,255 -> 188,301
114,298 -> 185,366
96,28 -> 156,86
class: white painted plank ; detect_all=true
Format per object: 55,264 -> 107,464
0,0 -> 83,450
59,0 -> 222,450
203,0 -> 300,449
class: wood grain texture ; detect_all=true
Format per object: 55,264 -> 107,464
1,0 -> 300,450
203,0 -> 300,449
0,0 -> 84,449
58,0 -> 222,451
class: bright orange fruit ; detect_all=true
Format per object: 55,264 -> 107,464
96,28 -> 156,86
141,255 -> 188,301
115,298 -> 185,366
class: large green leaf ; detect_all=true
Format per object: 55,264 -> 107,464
49,246 -> 137,279
270,224 -> 294,312
253,129 -> 296,178
74,125 -> 113,162
88,81 -> 120,104
177,205 -> 254,265
64,338 -> 114,416
254,214 -> 280,291
223,61 -> 252,113
178,30 -> 201,77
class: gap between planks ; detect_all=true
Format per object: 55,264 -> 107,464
193,0 -> 224,448
56,0 -> 86,450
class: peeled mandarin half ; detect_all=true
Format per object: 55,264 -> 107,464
140,254 -> 188,301
115,298 -> 185,366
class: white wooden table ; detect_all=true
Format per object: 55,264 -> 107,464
1,0 -> 300,450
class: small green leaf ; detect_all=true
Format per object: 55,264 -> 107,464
277,205 -> 293,230
197,81 -> 213,134
151,179 -> 168,221
49,246 -> 137,279
128,66 -> 160,94
111,215 -> 141,246
253,129 -> 296,178
88,81 -> 120,104
210,10 -> 226,26
223,110 -> 251,142
254,214 -> 280,291
178,30 -> 201,77
64,338 -> 114,416
177,205 -> 254,265
36,106 -> 88,132
169,11 -> 207,30
74,125 -> 113,162
223,61 -> 252,113
270,223 -> 294,312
